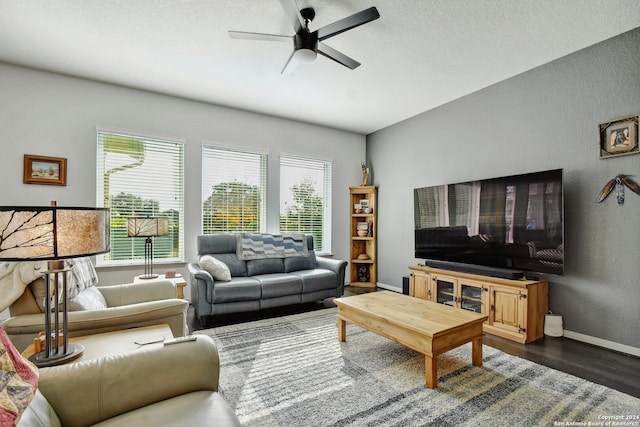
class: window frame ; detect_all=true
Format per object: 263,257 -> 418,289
279,153 -> 332,253
201,144 -> 268,235
95,127 -> 185,267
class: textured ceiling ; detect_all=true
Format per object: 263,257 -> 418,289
0,1 -> 639,135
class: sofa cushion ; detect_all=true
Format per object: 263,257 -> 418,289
199,256 -> 232,281
65,257 -> 99,299
0,326 -> 39,425
29,278 -> 48,313
68,286 -> 108,311
254,274 -> 303,298
212,278 -> 262,303
246,258 -> 284,276
208,254 -> 247,277
290,269 -> 338,293
283,251 -> 317,272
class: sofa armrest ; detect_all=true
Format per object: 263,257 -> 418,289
38,335 -> 220,427
316,257 -> 348,286
188,262 -> 214,286
98,279 -> 176,307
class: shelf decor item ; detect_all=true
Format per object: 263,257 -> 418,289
23,154 -> 67,186
599,114 -> 639,159
127,216 -> 169,279
0,204 -> 110,367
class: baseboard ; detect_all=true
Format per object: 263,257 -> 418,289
372,282 -> 396,292
562,330 -> 640,357
345,282 -> 400,292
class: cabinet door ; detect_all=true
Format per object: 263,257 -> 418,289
459,280 -> 487,314
432,275 -> 456,307
412,272 -> 432,300
490,286 -> 526,335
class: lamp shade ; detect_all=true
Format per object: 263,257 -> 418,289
0,207 -> 110,261
127,216 -> 169,237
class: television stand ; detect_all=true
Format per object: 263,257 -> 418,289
409,265 -> 549,343
424,259 -> 524,280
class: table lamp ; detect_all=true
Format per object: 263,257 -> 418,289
127,216 -> 169,279
0,205 -> 110,367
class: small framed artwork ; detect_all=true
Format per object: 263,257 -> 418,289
599,114 -> 639,159
359,199 -> 369,208
357,222 -> 369,230
23,154 -> 67,186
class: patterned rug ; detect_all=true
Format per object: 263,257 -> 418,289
198,308 -> 639,427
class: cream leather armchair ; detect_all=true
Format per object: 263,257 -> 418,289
18,335 -> 241,427
2,279 -> 188,352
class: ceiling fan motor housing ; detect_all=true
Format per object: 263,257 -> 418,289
294,31 -> 318,60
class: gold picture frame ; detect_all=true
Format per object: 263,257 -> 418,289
599,114 -> 639,159
23,154 -> 67,186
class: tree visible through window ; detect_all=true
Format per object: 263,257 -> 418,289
96,130 -> 184,265
201,145 -> 267,234
280,155 -> 332,252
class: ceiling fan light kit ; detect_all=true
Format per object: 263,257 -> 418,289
229,0 -> 380,74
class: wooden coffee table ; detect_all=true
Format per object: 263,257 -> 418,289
335,291 -> 488,388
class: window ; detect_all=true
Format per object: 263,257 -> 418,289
96,129 -> 184,265
279,154 -> 332,252
201,145 -> 267,234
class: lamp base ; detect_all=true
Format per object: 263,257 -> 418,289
28,343 -> 85,368
138,273 -> 159,280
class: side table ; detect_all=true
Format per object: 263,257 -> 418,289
134,273 -> 187,299
22,324 -> 173,365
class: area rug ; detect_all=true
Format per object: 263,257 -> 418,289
197,308 -> 639,427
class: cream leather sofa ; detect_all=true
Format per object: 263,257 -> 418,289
18,335 -> 241,427
2,279 -> 189,352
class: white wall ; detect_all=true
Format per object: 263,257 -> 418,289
367,28 -> 640,352
0,63 -> 366,300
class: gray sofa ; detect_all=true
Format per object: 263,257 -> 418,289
188,233 -> 347,326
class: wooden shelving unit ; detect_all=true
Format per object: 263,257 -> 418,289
349,186 -> 377,287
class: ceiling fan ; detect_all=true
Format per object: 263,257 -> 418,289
229,0 -> 380,74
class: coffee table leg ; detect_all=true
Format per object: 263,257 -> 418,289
425,355 -> 437,389
338,318 -> 346,342
472,337 -> 483,367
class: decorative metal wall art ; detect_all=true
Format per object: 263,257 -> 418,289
597,174 -> 640,205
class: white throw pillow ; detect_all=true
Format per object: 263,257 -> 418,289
199,255 -> 232,281
68,286 -> 108,311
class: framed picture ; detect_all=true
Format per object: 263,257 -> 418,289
599,114 -> 639,159
359,199 -> 369,208
23,154 -> 67,186
357,222 -> 369,230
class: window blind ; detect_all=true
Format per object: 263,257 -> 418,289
96,129 -> 184,265
201,145 -> 267,234
279,154 -> 332,252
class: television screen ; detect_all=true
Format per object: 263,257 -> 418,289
414,169 -> 564,276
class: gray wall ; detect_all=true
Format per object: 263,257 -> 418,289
0,63 -> 365,300
367,28 -> 640,352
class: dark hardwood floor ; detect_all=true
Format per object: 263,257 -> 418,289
188,286 -> 640,398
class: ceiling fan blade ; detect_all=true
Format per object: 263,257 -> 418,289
229,31 -> 292,43
281,50 -> 300,75
316,7 -> 380,41
278,0 -> 304,34
317,42 -> 360,69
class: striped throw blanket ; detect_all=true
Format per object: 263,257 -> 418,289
237,233 -> 308,260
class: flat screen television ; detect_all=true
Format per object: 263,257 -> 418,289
414,169 -> 564,278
